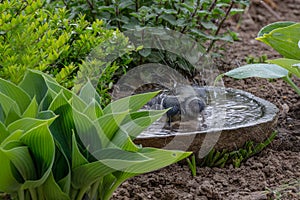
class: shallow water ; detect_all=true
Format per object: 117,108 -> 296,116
140,87 -> 264,137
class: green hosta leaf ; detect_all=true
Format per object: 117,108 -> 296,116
19,70 -> 49,104
257,21 -> 296,37
3,146 -> 37,181
41,172 -> 70,200
121,110 -> 166,139
267,58 -> 300,78
256,23 -> 300,59
79,80 -> 101,105
83,100 -> 103,121
39,88 -> 58,111
0,78 -> 31,113
0,92 -> 20,117
72,108 -> 104,153
5,107 -> 21,126
7,117 -> 57,134
20,123 -> 55,189
94,111 -> 129,147
0,121 -> 9,143
22,97 -> 38,118
49,99 -> 74,161
71,161 -> 116,189
0,148 -> 21,192
92,148 -> 151,170
52,147 -> 71,195
1,130 -> 23,148
123,147 -> 191,174
103,91 -> 159,114
71,133 -> 88,169
225,64 -> 289,79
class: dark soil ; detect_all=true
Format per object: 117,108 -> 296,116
112,1 -> 300,199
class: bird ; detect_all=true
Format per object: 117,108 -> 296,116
161,95 -> 181,126
145,86 -> 207,128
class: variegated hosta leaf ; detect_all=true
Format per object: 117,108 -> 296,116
20,123 -> 55,189
103,91 -> 160,114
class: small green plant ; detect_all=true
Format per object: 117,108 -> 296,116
218,21 -> 300,96
245,54 -> 268,64
200,132 -> 277,168
186,154 -> 197,177
0,70 -> 191,200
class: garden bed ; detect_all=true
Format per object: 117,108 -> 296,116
112,0 -> 300,199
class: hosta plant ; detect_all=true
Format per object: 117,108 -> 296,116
0,70 -> 191,200
219,21 -> 300,96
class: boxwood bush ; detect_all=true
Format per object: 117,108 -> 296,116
0,0 -> 133,99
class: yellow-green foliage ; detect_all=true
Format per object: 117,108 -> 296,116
0,0 -> 131,89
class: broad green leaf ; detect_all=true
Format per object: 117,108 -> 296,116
49,101 -> 74,161
121,110 -> 166,139
22,97 -> 38,118
83,100 -> 103,120
108,110 -> 166,151
7,117 -> 57,134
20,123 -> 55,189
257,21 -> 296,37
5,107 -> 21,126
124,147 -> 191,174
108,128 -> 139,152
49,90 -> 70,112
37,110 -> 57,120
94,111 -> 129,147
103,91 -> 159,114
19,70 -> 49,103
0,92 -> 20,117
225,64 -> 289,79
256,23 -> 300,59
267,58 -> 300,78
79,80 -> 101,105
72,108 -> 103,153
0,78 -> 31,113
71,133 -> 88,169
52,147 -> 71,195
3,146 -> 37,181
0,148 -> 21,192
39,88 -> 58,111
92,148 -> 151,170
41,172 -> 70,200
0,121 -> 9,143
1,130 -> 23,147
71,161 -> 116,189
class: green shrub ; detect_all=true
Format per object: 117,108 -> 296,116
0,0 -> 133,91
0,70 -> 191,200
48,0 -> 249,53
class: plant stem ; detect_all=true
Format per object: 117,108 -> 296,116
283,76 -> 300,96
103,178 -> 126,200
18,189 -> 25,200
206,1 -> 235,53
76,186 -> 90,200
29,188 -> 38,200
